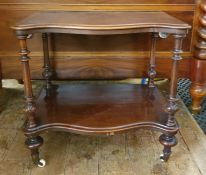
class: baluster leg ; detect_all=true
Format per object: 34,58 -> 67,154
159,34 -> 185,162
42,33 -> 52,94
17,35 -> 46,167
148,33 -> 158,87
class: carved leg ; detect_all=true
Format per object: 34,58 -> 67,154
159,34 -> 185,161
148,33 -> 158,87
18,35 -> 45,167
42,33 -> 52,91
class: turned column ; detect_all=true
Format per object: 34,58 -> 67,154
42,33 -> 52,91
159,34 -> 185,162
190,0 -> 206,113
17,35 -> 45,167
148,33 -> 158,87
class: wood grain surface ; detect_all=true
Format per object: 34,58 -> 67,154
0,0 -> 196,4
0,80 -> 205,175
12,11 -> 190,31
0,1 -> 194,80
27,83 -> 174,135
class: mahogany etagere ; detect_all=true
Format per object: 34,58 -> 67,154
12,11 -> 190,167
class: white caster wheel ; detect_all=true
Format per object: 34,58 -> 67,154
160,154 -> 166,162
37,159 -> 46,167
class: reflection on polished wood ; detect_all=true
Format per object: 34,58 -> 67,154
13,11 -> 190,166
12,11 -> 190,35
28,83 -> 176,135
0,9 -> 193,81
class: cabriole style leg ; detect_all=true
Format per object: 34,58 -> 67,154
148,33 -> 158,87
17,35 -> 45,167
159,34 -> 185,162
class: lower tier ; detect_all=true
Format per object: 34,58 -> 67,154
26,83 -> 178,135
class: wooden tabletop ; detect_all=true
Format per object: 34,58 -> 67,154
12,11 -> 191,35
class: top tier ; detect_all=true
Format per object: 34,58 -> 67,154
12,11 -> 191,35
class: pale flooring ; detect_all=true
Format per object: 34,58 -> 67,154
0,80 -> 206,175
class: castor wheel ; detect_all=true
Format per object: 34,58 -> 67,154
37,159 -> 46,167
160,153 -> 169,162
160,154 -> 166,162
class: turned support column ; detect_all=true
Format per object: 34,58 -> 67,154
42,33 -> 52,91
159,34 -> 185,162
18,36 -> 36,128
190,0 -> 206,113
148,33 -> 158,87
17,35 -> 45,167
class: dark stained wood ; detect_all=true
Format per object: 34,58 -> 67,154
159,34 -> 185,161
42,33 -> 52,90
12,11 -> 190,35
26,83 -> 177,135
13,11 -> 190,166
0,56 -> 192,80
148,33 -> 158,87
1,80 -> 206,174
0,10 -> 194,52
0,9 -> 194,81
17,35 -> 44,166
0,0 -> 205,131
0,2 -> 195,80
